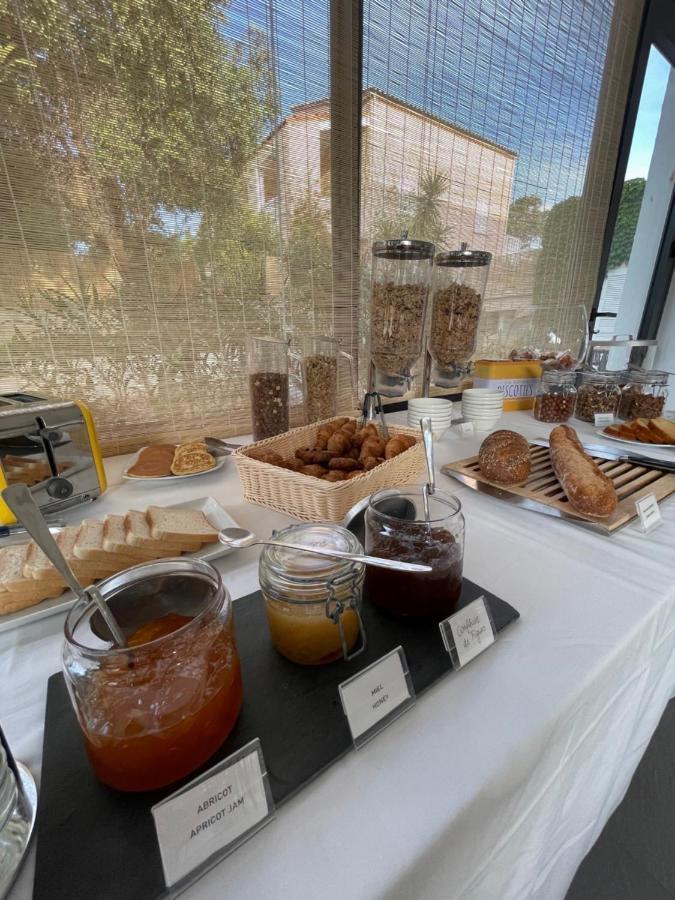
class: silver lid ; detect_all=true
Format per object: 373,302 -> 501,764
435,242 -> 492,268
623,369 -> 669,385
542,369 -> 576,384
372,235 -> 435,261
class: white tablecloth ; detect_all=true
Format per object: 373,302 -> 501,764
2,411 -> 674,900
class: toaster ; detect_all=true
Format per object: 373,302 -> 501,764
0,393 -> 107,524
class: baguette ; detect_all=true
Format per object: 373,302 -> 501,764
549,424 -> 617,519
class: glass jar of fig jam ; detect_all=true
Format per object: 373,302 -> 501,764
62,558 -> 242,792
533,370 -> 577,423
364,488 -> 464,619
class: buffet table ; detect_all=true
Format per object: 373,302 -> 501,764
2,410 -> 674,900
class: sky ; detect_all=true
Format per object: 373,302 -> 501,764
222,0 -> 620,209
625,46 -> 671,181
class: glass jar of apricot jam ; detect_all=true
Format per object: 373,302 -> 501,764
259,524 -> 366,666
62,558 -> 242,792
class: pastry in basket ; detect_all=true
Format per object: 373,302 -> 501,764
245,418 -> 417,481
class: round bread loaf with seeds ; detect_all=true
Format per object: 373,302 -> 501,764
478,429 -> 531,484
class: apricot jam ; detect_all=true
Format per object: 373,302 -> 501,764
63,560 -> 242,792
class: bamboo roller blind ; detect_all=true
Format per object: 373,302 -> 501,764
360,0 -> 643,369
0,0 -> 345,454
0,0 -> 642,452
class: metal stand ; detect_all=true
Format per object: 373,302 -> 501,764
421,350 -> 433,397
0,762 -> 38,900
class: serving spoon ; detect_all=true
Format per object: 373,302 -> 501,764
218,527 -> 431,573
1,484 -> 127,648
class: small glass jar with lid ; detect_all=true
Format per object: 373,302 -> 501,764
618,370 -> 669,420
259,523 -> 366,666
574,371 -> 621,423
533,370 -> 577,423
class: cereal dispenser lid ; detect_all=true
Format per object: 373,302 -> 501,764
372,233 -> 435,261
435,243 -> 492,268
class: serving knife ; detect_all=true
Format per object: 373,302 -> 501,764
531,438 -> 675,473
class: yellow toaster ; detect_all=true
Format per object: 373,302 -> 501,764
0,393 -> 107,525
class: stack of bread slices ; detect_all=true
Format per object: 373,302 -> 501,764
0,506 -> 219,616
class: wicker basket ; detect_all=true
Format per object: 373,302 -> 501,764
233,418 -> 425,523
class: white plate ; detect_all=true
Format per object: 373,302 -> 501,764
0,497 -> 239,635
123,452 -> 227,482
595,428 -> 675,450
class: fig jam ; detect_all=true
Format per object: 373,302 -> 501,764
365,523 -> 463,619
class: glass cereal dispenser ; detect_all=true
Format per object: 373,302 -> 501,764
426,244 -> 491,389
368,234 -> 435,397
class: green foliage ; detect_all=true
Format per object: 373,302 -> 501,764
533,195 -> 581,305
507,194 -> 546,243
371,169 -> 449,248
285,195 -> 333,333
607,178 -> 645,269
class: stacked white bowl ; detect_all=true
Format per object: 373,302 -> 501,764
407,397 -> 453,438
461,388 -> 504,431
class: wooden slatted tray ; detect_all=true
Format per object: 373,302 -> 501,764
441,443 -> 675,535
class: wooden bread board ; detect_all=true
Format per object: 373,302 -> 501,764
441,443 -> 675,535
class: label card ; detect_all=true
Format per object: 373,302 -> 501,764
635,492 -> 662,533
594,412 -> 615,427
152,739 -> 274,892
457,421 -> 474,437
339,646 -> 415,748
439,596 -> 497,670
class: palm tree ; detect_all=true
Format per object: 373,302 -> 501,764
410,169 -> 449,247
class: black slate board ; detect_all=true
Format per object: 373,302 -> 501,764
35,581 -> 518,900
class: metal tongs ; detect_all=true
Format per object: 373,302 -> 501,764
360,391 -> 389,440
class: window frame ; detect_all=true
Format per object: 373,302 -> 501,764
590,0 -> 675,341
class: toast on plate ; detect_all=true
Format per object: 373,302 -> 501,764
147,506 -> 219,544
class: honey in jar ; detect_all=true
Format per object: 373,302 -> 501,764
259,524 -> 366,666
62,559 -> 242,792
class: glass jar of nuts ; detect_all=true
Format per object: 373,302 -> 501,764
533,370 -> 577,423
574,371 -> 620,423
618,370 -> 669,420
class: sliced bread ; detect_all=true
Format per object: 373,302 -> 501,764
24,527 -> 118,584
648,417 -> 675,444
1,543 -> 66,595
124,510 -> 201,553
0,581 -> 67,615
102,515 -> 174,560
147,506 -> 219,544
74,519 -> 147,568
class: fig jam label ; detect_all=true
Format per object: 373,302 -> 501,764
339,646 -> 415,748
440,596 -> 497,669
152,739 -> 274,889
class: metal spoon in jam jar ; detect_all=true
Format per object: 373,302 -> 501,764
218,527 -> 431,573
